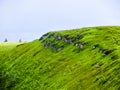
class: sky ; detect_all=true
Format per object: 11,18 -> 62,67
0,0 -> 120,42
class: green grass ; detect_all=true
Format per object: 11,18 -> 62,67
0,42 -> 23,51
0,26 -> 120,90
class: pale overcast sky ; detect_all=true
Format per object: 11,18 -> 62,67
0,0 -> 120,41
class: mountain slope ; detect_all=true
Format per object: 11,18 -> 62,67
0,26 -> 120,90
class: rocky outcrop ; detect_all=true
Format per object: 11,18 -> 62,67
40,33 -> 85,52
40,32 -> 115,56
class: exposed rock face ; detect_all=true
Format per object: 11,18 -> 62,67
62,34 -> 83,44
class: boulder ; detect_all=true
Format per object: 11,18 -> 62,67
56,35 -> 62,40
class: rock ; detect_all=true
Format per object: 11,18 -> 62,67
44,42 -> 51,48
96,64 -> 102,69
103,49 -> 113,56
56,35 -> 62,40
57,46 -> 64,51
93,44 -> 99,49
63,37 -> 73,43
75,43 -> 79,46
75,43 -> 83,49
79,44 -> 83,49
74,43 -> 84,52
63,38 -> 69,43
63,34 -> 70,43
96,65 -> 101,69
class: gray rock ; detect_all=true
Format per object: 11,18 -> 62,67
63,38 -> 69,42
56,35 -> 62,40
63,35 -> 70,42
92,44 -> 99,49
75,43 -> 83,49
44,42 -> 51,48
57,46 -> 64,51
96,65 -> 101,69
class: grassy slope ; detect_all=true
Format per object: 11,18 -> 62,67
0,42 -> 23,51
0,26 -> 120,90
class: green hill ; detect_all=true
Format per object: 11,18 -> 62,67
0,26 -> 120,90
0,42 -> 23,52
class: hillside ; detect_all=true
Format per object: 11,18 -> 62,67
0,26 -> 120,90
0,42 -> 23,52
